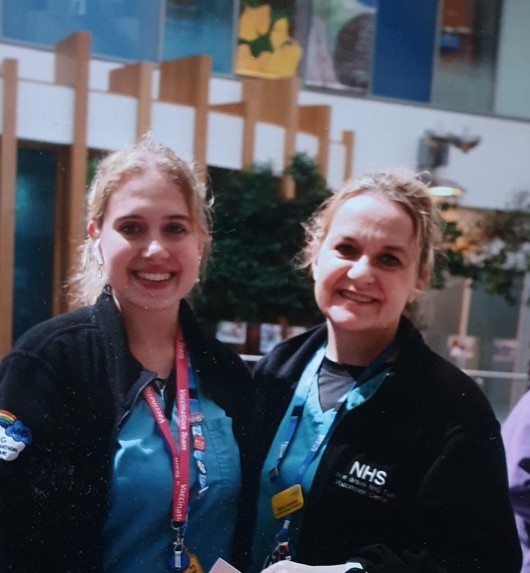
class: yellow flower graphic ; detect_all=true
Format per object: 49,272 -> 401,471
267,42 -> 302,77
236,3 -> 303,78
270,18 -> 290,49
235,44 -> 272,75
238,4 -> 271,42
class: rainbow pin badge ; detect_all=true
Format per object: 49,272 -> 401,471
0,410 -> 33,461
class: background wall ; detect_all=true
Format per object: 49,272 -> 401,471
3,40 -> 530,211
296,86 -> 530,209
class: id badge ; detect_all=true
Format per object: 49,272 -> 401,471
271,484 -> 304,519
185,552 -> 204,573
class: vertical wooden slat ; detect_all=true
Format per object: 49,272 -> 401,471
109,62 -> 153,140
314,107 -> 330,178
241,80 -> 261,167
342,130 -> 355,181
298,104 -> 331,176
280,78 -> 298,199
208,91 -> 260,169
54,32 -> 91,308
52,145 -> 69,315
159,55 -> 211,175
0,59 -> 18,356
192,56 -> 210,174
255,76 -> 299,198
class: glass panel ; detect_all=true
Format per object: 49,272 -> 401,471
2,0 -> 162,62
431,0 -> 501,115
371,0 -> 437,102
12,148 -> 56,342
304,0 -> 377,94
163,0 -> 235,74
467,279 -> 522,420
423,276 -> 523,421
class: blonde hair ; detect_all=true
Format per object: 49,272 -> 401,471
302,168 -> 442,277
70,138 -> 212,306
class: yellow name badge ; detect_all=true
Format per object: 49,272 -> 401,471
185,552 -> 204,573
271,484 -> 304,519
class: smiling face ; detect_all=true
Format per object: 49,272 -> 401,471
312,192 -> 424,356
88,164 -> 203,318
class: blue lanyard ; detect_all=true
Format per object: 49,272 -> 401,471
266,341 -> 395,558
269,340 -> 396,492
264,341 -> 396,567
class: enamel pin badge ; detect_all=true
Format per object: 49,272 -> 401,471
0,410 -> 33,461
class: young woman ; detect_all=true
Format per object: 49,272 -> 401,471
0,139 -> 254,573
250,170 -> 521,573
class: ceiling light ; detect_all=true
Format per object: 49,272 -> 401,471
428,185 -> 463,197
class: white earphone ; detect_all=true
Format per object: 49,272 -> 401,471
93,239 -> 104,266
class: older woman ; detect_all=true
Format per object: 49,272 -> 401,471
0,139 -> 253,573
250,170 -> 521,573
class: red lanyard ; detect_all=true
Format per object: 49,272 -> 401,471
142,332 -> 190,525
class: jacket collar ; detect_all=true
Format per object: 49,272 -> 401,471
93,291 -> 146,421
272,315 -> 425,392
92,290 -> 210,420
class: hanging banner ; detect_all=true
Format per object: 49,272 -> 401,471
306,0 -> 376,92
235,1 -> 302,78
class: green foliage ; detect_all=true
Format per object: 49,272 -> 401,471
196,159 -> 530,331
434,197 -> 530,305
87,156 -> 99,187
195,154 -> 331,325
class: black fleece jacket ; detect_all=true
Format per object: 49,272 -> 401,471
0,292 -> 254,573
250,318 -> 522,573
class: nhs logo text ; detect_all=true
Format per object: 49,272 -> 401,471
349,461 -> 387,486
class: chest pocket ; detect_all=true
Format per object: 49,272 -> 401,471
192,385 -> 242,496
200,415 -> 241,489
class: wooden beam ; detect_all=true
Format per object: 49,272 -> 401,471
52,145 -> 69,315
208,102 -> 247,117
278,78 -> 299,199
54,32 -> 91,303
247,76 -> 299,197
257,76 -> 299,127
241,80 -> 261,168
209,80 -> 262,169
109,62 -> 153,140
159,55 -> 211,172
342,130 -> 355,182
298,104 -> 331,176
207,76 -> 307,195
0,59 -> 18,356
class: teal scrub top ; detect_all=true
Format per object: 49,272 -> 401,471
103,365 -> 241,573
250,346 -> 389,573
